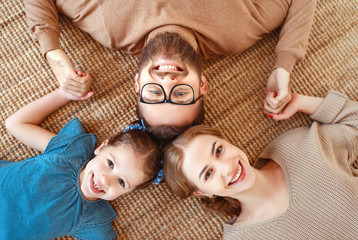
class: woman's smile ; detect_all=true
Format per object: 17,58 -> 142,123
228,161 -> 246,186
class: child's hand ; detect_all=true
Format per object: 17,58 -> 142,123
58,69 -> 94,100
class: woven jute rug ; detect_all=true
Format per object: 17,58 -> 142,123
1,0 -> 357,239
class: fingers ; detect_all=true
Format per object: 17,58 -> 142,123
78,91 -> 95,100
264,110 -> 293,121
60,69 -> 92,97
264,91 -> 291,114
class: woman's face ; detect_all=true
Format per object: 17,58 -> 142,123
181,134 -> 256,198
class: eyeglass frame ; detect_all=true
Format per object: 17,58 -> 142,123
139,83 -> 203,105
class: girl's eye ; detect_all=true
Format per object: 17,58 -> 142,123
107,159 -> 114,169
216,146 -> 222,157
119,178 -> 125,187
205,169 -> 213,181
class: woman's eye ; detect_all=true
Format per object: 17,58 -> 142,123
107,159 -> 114,169
205,169 -> 212,181
216,146 -> 222,157
119,178 -> 125,187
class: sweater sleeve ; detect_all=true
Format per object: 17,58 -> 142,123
310,91 -> 358,130
274,0 -> 317,73
24,0 -> 61,57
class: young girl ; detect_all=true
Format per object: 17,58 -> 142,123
163,91 -> 358,239
2,71 -> 161,239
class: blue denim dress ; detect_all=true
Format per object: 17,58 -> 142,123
0,118 -> 117,240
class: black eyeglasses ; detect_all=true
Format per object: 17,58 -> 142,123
139,83 -> 202,105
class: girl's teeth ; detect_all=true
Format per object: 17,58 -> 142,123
93,179 -> 102,191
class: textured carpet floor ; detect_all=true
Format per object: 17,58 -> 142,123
1,0 -> 357,239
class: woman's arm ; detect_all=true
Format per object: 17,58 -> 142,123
265,92 -> 323,121
5,73 -> 93,152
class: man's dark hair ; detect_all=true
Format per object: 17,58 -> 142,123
138,31 -> 202,77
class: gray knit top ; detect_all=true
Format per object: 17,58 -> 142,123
224,91 -> 358,239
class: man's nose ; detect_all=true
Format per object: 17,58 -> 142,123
158,72 -> 178,81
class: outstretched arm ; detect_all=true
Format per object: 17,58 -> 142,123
264,0 -> 317,114
5,70 -> 93,152
24,0 -> 92,98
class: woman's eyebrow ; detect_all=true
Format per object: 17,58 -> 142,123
199,165 -> 208,180
211,141 -> 217,156
198,141 -> 217,180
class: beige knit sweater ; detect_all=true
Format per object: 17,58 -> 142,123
224,91 -> 358,239
24,0 -> 316,73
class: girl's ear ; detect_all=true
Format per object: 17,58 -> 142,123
94,139 -> 109,155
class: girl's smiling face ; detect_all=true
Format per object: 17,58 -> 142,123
79,140 -> 147,201
181,135 -> 256,198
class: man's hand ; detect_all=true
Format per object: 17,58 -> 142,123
264,67 -> 292,114
264,93 -> 300,120
46,49 -> 92,98
58,69 -> 94,101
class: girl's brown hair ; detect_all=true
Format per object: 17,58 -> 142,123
107,121 -> 161,190
163,125 -> 241,215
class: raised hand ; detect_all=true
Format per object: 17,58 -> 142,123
264,67 -> 292,114
46,49 -> 92,98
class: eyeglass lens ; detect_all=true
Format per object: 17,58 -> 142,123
142,84 -> 194,104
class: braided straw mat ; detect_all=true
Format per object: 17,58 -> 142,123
1,0 -> 357,239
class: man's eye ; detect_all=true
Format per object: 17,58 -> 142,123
151,90 -> 161,95
119,178 -> 125,187
216,146 -> 222,157
107,159 -> 114,169
175,92 -> 186,96
205,169 -> 212,181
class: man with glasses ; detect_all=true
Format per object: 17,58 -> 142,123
24,0 -> 316,140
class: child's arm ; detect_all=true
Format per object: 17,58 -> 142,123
264,93 -> 324,121
5,71 -> 93,152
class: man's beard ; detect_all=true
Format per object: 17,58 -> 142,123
137,32 -> 202,76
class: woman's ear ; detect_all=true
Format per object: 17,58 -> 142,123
94,139 -> 109,155
193,191 -> 207,196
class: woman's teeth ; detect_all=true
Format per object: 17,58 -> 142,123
229,163 -> 242,185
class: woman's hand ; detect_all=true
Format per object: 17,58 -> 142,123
264,68 -> 292,114
264,93 -> 300,120
265,93 -> 324,121
46,49 -> 92,98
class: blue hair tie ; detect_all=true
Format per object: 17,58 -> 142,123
154,169 -> 163,185
123,119 -> 146,132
